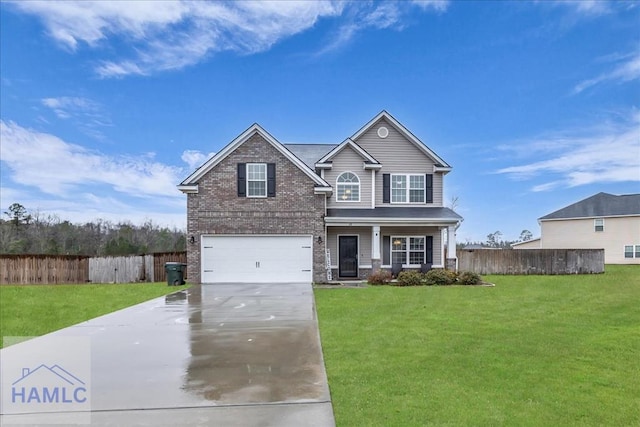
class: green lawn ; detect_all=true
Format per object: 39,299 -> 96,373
315,265 -> 640,426
0,283 -> 188,348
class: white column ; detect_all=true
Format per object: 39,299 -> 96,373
447,225 -> 457,259
372,225 -> 381,260
371,169 -> 376,209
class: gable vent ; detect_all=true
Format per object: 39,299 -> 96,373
377,126 -> 389,138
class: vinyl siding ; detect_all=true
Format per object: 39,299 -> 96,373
540,216 -> 640,264
324,146 -> 373,209
353,118 -> 444,206
380,226 -> 443,266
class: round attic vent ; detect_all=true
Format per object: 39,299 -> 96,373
377,126 -> 389,138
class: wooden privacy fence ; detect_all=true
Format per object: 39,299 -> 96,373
458,249 -> 604,275
0,255 -> 89,284
1,252 -> 187,284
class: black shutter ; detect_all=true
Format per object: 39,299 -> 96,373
426,236 -> 433,263
267,163 -> 276,197
383,174 -> 390,203
237,163 -> 246,197
426,174 -> 433,203
383,236 -> 390,265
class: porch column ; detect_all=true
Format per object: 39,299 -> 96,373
371,225 -> 381,272
446,224 -> 458,271
447,225 -> 457,259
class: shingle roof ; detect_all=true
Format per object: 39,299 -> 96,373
285,144 -> 336,169
539,192 -> 640,220
327,207 -> 463,220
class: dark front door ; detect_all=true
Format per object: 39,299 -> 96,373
339,236 -> 358,278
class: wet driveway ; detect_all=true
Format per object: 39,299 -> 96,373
0,283 -> 335,426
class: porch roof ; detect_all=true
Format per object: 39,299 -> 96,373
326,207 -> 462,225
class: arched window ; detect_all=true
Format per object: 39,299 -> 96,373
337,172 -> 360,202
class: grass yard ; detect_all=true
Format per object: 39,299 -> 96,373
0,283 -> 188,348
315,265 -> 640,426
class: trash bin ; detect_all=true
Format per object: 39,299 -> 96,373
165,262 -> 187,286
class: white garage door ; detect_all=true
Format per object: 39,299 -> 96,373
201,235 -> 313,283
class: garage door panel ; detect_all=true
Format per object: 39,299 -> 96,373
201,236 -> 312,283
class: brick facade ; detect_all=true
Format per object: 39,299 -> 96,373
186,134 -> 327,283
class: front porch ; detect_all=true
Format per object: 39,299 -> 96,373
324,207 -> 462,281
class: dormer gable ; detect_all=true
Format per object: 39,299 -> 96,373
315,138 -> 382,171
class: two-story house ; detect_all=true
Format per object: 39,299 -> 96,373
513,192 -> 640,264
178,111 -> 463,283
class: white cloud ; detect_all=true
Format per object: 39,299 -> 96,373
557,0 -> 611,16
41,96 -> 103,119
181,150 -> 215,170
573,51 -> 640,94
411,0 -> 449,12
8,0 -> 448,77
495,110 -> 640,191
40,96 -> 112,139
0,186 -> 186,228
0,120 -> 184,198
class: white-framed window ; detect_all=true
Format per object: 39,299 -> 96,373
594,218 -> 604,232
247,163 -> 267,197
391,236 -> 425,265
624,244 -> 640,258
391,174 -> 425,203
336,172 -> 360,202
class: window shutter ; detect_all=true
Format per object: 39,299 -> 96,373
267,163 -> 276,197
237,163 -> 246,197
426,174 -> 433,203
383,174 -> 390,203
426,236 -> 433,263
383,236 -> 390,265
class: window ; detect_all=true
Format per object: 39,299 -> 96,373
594,218 -> 604,232
391,236 -> 425,265
624,245 -> 640,258
337,172 -> 360,202
247,163 -> 266,197
391,174 -> 425,203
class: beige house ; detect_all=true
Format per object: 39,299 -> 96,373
178,111 -> 463,283
513,193 -> 640,264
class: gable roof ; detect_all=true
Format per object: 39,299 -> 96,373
178,124 -> 330,192
539,192 -> 640,220
315,138 -> 382,169
350,110 -> 452,171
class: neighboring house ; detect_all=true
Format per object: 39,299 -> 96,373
510,238 -> 540,249
178,111 -> 463,283
513,192 -> 640,264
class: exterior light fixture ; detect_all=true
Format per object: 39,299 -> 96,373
189,235 -> 195,244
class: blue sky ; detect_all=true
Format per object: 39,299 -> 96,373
1,0 -> 638,243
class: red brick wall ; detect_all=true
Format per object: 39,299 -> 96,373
186,133 -> 327,283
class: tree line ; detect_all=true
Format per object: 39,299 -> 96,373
459,230 -> 534,249
1,203 -> 186,256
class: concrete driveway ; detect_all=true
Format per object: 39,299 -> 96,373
0,283 -> 335,426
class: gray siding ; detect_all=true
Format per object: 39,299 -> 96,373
328,226 -> 443,268
353,118 -> 444,206
380,226 -> 443,266
324,146 -> 373,209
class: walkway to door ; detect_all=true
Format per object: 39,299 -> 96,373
0,283 -> 335,426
